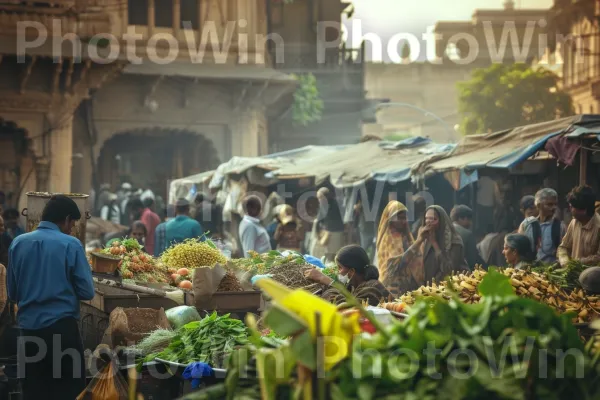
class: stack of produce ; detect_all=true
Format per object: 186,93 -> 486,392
217,270 -> 244,292
229,251 -> 323,290
144,312 -> 248,368
161,238 -> 227,269
395,267 -> 600,323
101,239 -> 170,283
161,238 -> 227,288
184,271 -> 600,399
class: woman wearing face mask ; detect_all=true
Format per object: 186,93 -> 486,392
503,233 -> 536,269
387,205 -> 467,289
304,245 -> 390,306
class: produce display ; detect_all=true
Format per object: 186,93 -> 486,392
130,329 -> 176,357
185,272 -> 600,400
396,267 -> 600,323
145,312 -> 248,368
531,260 -> 589,290
229,251 -> 322,290
217,270 -> 244,292
161,238 -> 227,270
101,239 -> 170,283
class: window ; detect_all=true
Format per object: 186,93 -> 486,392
128,0 -> 148,25
155,0 -> 174,28
180,0 -> 199,30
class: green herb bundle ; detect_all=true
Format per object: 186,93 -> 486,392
132,329 -> 176,356
146,312 -> 248,368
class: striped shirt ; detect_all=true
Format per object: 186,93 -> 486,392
557,214 -> 600,266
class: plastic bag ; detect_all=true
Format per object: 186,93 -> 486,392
166,305 -> 201,329
303,254 -> 325,269
251,274 -> 274,285
182,362 -> 214,389
77,360 -> 128,400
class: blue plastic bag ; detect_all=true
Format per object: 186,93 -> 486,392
182,362 -> 214,389
303,254 -> 325,269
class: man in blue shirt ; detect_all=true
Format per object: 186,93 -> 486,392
164,199 -> 204,249
8,195 -> 95,400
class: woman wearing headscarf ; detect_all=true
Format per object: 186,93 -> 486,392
304,245 -> 390,306
375,201 -> 420,296
502,233 -> 537,269
386,205 -> 467,292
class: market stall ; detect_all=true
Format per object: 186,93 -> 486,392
180,270 -> 600,399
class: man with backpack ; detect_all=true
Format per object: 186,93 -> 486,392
518,188 -> 566,264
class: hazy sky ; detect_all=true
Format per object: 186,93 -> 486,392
345,0 -> 553,61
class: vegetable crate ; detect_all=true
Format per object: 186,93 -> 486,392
80,302 -> 109,352
86,282 -> 179,315
188,291 -> 262,315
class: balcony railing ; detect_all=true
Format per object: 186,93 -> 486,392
268,43 -> 364,72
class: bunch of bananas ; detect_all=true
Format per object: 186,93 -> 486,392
161,238 -> 226,269
396,267 -> 600,324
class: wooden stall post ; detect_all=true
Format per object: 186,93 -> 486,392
580,147 -> 588,186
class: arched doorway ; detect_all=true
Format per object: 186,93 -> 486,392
0,118 -> 37,209
97,128 -> 220,200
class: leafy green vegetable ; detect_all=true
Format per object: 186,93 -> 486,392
145,312 -> 248,368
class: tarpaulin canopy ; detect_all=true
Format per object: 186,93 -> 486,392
208,145 -> 347,189
411,115 -> 600,180
271,137 -> 454,188
168,170 -> 215,204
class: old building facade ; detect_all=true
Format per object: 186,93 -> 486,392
364,0 -> 550,143
551,0 -> 600,115
265,0 -> 365,151
71,0 -> 296,199
0,0 -> 127,208
0,0 -> 296,206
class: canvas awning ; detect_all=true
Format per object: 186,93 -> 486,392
271,137 -> 454,188
208,145 -> 347,189
411,115 -> 600,180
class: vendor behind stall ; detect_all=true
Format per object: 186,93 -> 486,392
7,195 -> 94,400
558,185 -> 600,267
106,221 -> 148,252
503,233 -> 538,269
304,245 -> 390,306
